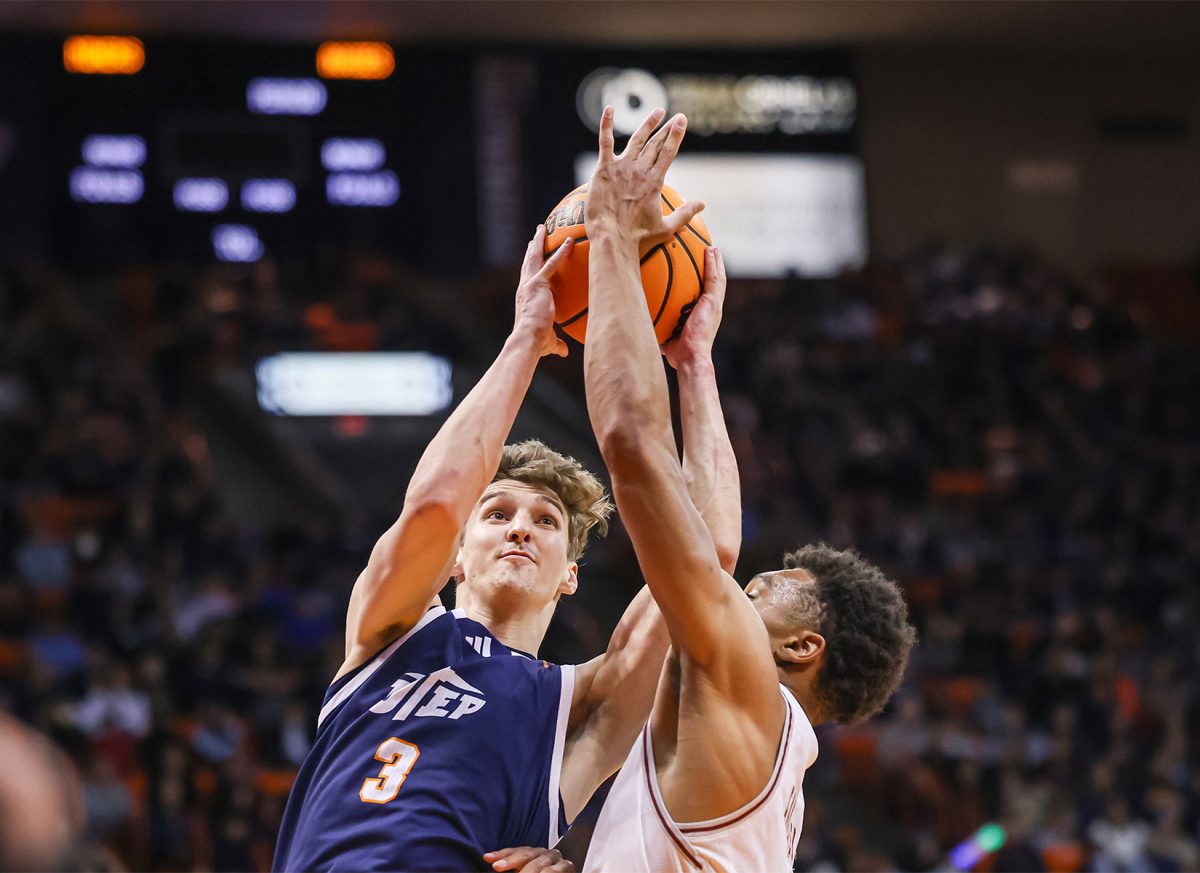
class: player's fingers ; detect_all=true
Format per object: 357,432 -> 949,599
704,245 -> 726,295
548,862 -> 575,873
662,200 -> 705,237
702,247 -> 728,316
522,224 -> 547,276
621,107 -> 666,158
552,336 -> 569,358
597,106 -> 615,159
638,111 -> 679,166
517,849 -> 566,873
652,114 -> 688,176
483,848 -> 519,866
535,235 -> 573,280
489,847 -> 541,870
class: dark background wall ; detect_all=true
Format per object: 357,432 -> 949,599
858,47 -> 1200,269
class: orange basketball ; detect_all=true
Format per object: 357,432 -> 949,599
542,184 -> 711,345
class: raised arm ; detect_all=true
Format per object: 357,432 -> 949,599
582,108 -> 775,686
664,252 -> 740,574
339,229 -> 573,677
557,187 -> 742,823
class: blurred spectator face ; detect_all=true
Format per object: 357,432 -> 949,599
452,481 -> 577,614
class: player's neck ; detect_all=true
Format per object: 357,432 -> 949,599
457,594 -> 555,657
779,669 -> 830,726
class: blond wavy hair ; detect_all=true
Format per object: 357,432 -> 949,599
493,440 -> 612,561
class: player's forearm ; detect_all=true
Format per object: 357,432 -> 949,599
584,232 -> 676,459
405,329 -> 542,516
677,356 -> 741,574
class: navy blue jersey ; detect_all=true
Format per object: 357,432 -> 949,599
274,605 -> 575,872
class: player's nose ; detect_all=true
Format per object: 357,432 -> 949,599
506,524 -> 530,543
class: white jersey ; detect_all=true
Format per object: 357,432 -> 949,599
584,687 -> 818,873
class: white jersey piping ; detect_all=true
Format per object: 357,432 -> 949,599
548,663 -> 575,846
641,685 -> 795,860
317,605 -> 447,728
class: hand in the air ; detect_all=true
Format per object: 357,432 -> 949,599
483,845 -> 574,873
662,246 -> 727,370
585,106 -> 705,250
513,224 -> 572,358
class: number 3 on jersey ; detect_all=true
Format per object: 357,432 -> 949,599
360,737 -> 420,804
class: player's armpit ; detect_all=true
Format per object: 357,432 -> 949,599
560,586 -> 669,820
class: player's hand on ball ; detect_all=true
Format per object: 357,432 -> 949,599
663,246 -> 727,369
586,106 -> 705,249
515,224 -> 572,358
483,846 -> 574,873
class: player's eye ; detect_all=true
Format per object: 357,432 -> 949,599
539,515 -> 558,526
487,510 -> 506,520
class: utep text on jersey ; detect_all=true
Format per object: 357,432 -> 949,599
274,605 -> 575,872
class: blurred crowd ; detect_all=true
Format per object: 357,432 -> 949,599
0,245 -> 1197,872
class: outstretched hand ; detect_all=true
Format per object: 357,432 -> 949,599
483,846 -> 574,873
514,224 -> 572,358
663,246 -> 727,369
585,106 -> 705,249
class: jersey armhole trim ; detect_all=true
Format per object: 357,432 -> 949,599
641,727 -> 703,869
678,689 -> 793,834
317,605 -> 447,729
547,663 -> 574,846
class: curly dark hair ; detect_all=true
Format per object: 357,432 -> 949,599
782,543 -> 917,725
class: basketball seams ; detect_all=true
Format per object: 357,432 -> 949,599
675,232 -> 703,290
660,190 -> 704,337
660,189 -> 713,250
548,186 -> 705,342
546,236 -> 587,260
650,245 -> 673,326
682,223 -> 711,247
557,308 -> 588,329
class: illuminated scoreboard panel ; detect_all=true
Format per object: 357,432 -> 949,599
35,38 -> 478,271
0,38 -> 861,277
528,49 -> 864,278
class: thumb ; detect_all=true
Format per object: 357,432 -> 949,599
663,200 -> 705,236
553,337 -> 570,358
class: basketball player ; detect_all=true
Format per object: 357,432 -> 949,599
274,214 -> 739,871
580,106 -> 918,871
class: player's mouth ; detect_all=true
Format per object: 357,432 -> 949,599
499,550 -> 535,563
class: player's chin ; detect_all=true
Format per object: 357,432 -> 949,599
486,568 -> 539,593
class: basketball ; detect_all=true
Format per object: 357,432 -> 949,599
542,183 -> 711,345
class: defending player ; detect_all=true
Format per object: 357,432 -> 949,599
274,216 -> 739,872
580,107 -> 917,871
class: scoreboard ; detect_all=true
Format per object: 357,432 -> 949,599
0,36 -> 863,278
1,36 -> 477,271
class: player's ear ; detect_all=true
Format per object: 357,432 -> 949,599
450,548 -> 465,581
557,562 -> 579,598
777,631 -> 825,667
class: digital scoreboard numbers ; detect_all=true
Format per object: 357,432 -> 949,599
47,37 -> 477,273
